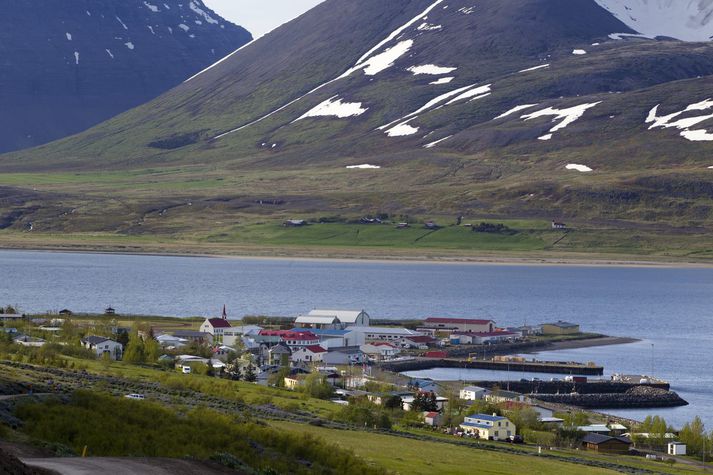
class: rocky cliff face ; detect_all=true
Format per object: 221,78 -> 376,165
0,0 -> 251,153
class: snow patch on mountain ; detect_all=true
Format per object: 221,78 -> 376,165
430,77 -> 454,85
189,1 -> 219,25
386,118 -> 420,137
424,135 -> 453,148
494,104 -> 539,120
446,84 -> 492,104
144,1 -> 159,13
521,102 -> 602,138
519,64 -> 549,73
362,40 -> 413,75
346,164 -> 381,169
566,163 -> 593,172
594,0 -> 713,42
646,99 -> 713,141
407,64 -> 457,75
572,49 -> 587,55
295,96 -> 368,121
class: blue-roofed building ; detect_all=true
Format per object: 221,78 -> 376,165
459,414 -> 516,440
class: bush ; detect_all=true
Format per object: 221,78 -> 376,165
472,222 -> 517,235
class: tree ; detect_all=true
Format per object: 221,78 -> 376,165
411,391 -> 438,412
639,415 -> 670,449
383,395 -> 403,410
680,416 -> 707,456
143,337 -> 161,364
123,331 -> 145,364
506,407 -> 540,434
302,373 -> 334,400
244,364 -> 257,382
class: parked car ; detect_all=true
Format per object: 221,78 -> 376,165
125,394 -> 145,400
507,435 -> 524,444
181,365 -> 192,374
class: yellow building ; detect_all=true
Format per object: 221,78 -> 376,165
542,321 -> 580,335
460,414 -> 516,440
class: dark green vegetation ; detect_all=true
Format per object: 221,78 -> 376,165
3,0 -> 713,259
15,391 -> 383,475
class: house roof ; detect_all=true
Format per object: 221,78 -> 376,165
403,335 -> 434,343
425,317 -> 494,325
578,424 -> 611,433
205,318 -> 232,328
295,315 -> 340,325
350,326 -> 422,336
461,386 -> 487,392
270,343 -> 292,354
582,434 -> 632,445
293,328 -> 352,336
468,414 -> 507,422
81,336 -> 110,345
545,321 -> 579,328
302,345 -> 327,354
260,330 -> 318,340
308,309 -> 367,324
424,412 -> 440,418
471,331 -> 518,338
174,330 -> 210,338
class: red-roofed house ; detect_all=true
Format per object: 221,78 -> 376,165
423,318 -> 495,333
292,345 -> 328,363
423,411 -> 444,427
259,330 -> 320,349
399,335 -> 436,349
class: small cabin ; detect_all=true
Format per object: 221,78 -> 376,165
551,220 -> 567,230
104,307 -> 116,316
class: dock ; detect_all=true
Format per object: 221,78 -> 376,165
380,357 -> 604,375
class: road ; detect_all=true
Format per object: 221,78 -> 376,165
22,457 -> 240,475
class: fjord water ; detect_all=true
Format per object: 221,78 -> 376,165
1,250 -> 712,428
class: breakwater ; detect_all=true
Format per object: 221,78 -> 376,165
382,358 -> 604,376
465,380 -> 670,394
534,386 -> 688,409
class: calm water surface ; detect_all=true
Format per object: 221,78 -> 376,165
1,250 -> 712,427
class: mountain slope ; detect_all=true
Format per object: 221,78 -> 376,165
3,0 -> 713,243
0,0 -> 251,153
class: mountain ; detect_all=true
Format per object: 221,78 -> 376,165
0,0 -> 251,153
4,0 -> 713,242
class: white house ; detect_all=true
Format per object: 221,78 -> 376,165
81,336 -> 123,360
298,328 -> 365,349
323,347 -> 365,365
156,334 -> 188,348
361,342 -> 400,361
307,309 -> 370,327
460,414 -> 516,440
292,345 -> 328,364
668,442 -> 687,456
460,385 -> 489,401
222,325 -> 263,347
200,317 -> 232,342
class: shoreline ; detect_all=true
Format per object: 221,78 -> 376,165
1,241 -> 713,269
525,336 -> 641,352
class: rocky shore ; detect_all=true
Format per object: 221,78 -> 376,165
534,386 -> 688,409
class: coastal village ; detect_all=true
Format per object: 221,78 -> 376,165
0,305 -> 696,462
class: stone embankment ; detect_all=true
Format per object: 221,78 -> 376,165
534,386 -> 688,409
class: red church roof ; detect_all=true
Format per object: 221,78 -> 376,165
207,318 -> 232,328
